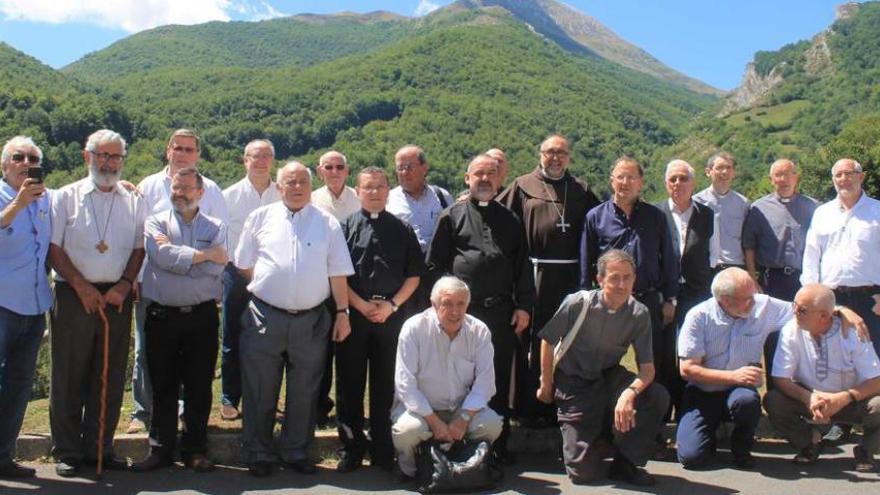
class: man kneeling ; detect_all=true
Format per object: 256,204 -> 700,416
765,283 -> 880,471
537,249 -> 669,486
391,276 -> 502,479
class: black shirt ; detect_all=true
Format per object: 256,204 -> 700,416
343,209 -> 426,300
426,198 -> 534,309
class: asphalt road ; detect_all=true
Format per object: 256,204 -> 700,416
2,442 -> 878,494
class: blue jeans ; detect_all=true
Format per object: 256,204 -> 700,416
0,306 -> 46,463
131,298 -> 152,423
221,263 -> 250,407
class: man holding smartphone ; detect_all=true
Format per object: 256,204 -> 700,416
0,136 -> 51,478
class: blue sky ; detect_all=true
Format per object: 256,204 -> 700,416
0,0 -> 862,90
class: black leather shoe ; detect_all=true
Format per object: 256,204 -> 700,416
336,451 -> 363,473
733,451 -> 756,469
84,456 -> 129,471
131,454 -> 174,472
371,456 -> 396,471
0,461 -> 36,478
492,447 -> 517,466
608,456 -> 656,486
55,459 -> 80,478
284,459 -> 317,475
248,461 -> 272,477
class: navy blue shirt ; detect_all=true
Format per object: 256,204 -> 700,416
580,199 -> 679,299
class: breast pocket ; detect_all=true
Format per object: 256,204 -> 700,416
454,358 -> 476,385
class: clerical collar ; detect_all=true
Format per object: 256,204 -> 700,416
362,208 -> 382,219
778,195 -> 792,204
469,197 -> 491,208
539,168 -> 567,182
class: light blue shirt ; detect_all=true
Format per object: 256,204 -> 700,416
387,185 -> 452,253
142,208 -> 226,307
678,294 -> 793,391
0,180 -> 52,315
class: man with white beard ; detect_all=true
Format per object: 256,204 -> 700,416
48,129 -> 146,477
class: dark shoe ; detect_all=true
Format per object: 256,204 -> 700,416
733,451 -> 756,469
593,437 -> 617,460
854,445 -> 877,473
84,456 -> 129,471
492,447 -> 517,466
248,461 -> 273,477
336,450 -> 363,473
371,456 -> 395,471
131,454 -> 174,472
184,454 -> 215,473
0,461 -> 36,478
55,459 -> 80,478
793,441 -> 825,465
284,458 -> 317,475
607,456 -> 656,486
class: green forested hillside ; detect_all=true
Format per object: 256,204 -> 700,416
6,9 -> 715,198
660,1 -> 880,201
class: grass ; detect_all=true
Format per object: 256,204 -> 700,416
725,99 -> 812,128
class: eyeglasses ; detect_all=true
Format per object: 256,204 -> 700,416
395,162 -> 422,173
667,175 -> 691,183
11,153 -> 41,164
541,149 -> 569,157
171,185 -> 200,193
321,164 -> 346,171
89,151 -> 126,164
792,303 -> 820,317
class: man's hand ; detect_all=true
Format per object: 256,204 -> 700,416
837,306 -> 871,342
119,180 -> 141,196
72,281 -> 105,314
511,309 -> 530,335
731,365 -> 763,387
154,233 -> 169,246
368,300 -> 394,324
426,415 -> 453,443
15,178 -> 46,205
104,282 -> 130,313
206,245 -> 228,265
536,377 -> 554,404
811,391 -> 850,422
333,313 -> 351,342
353,298 -> 378,320
614,388 -> 638,433
448,416 -> 469,441
662,301 -> 675,326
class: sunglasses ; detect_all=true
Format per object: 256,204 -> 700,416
11,153 -> 41,164
321,164 -> 346,171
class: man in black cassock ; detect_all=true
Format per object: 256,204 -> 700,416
426,154 -> 534,463
498,135 -> 600,424
336,166 -> 425,473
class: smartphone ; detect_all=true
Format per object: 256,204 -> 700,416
27,166 -> 43,183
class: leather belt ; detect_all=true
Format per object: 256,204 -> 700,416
254,297 -> 322,316
471,295 -> 511,308
834,285 -> 879,295
148,300 -> 214,314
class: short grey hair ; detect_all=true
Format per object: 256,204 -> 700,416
395,145 -> 427,165
319,150 -> 347,167
1,135 -> 43,167
85,129 -> 127,155
665,159 -> 695,180
467,153 -> 500,173
711,267 -> 752,299
769,158 -> 797,174
707,151 -> 736,170
174,167 -> 203,189
798,283 -> 836,313
276,161 -> 312,182
832,158 -> 862,174
430,276 -> 471,305
597,249 -> 636,278
244,139 -> 275,157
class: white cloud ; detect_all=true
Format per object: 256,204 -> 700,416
0,0 -> 285,33
414,0 -> 441,17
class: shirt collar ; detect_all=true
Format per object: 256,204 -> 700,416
668,197 -> 693,215
82,178 -> 126,197
836,191 -> 869,212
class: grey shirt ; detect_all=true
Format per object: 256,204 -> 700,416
742,193 -> 819,269
143,209 -> 226,306
538,289 -> 653,380
694,187 -> 750,266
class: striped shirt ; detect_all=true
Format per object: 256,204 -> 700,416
678,294 -> 793,391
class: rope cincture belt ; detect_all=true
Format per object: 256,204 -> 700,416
529,257 -> 579,282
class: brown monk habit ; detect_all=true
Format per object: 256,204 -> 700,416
498,166 -> 599,422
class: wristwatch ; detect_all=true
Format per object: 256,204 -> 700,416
390,299 -> 400,313
459,411 -> 472,422
336,307 -> 350,315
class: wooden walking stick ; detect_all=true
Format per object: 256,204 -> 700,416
96,305 -> 111,478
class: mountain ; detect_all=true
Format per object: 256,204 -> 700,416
40,7 -> 715,195
665,1 -> 880,200
441,0 -> 721,95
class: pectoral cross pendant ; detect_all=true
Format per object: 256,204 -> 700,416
556,220 -> 570,233
96,240 -> 109,253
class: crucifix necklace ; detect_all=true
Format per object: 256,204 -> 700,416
88,192 -> 116,254
541,179 -> 569,232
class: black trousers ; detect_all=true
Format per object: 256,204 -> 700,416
317,299 -> 337,421
145,301 -> 219,460
335,307 -> 406,463
468,300 -> 516,449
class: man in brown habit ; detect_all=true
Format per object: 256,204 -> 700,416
498,134 -> 600,425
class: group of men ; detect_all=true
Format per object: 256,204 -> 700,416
1,129 -> 879,488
